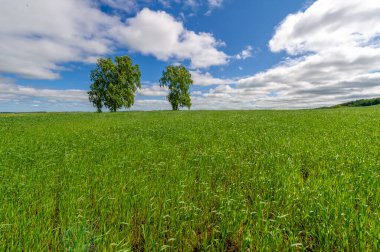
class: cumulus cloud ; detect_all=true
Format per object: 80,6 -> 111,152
0,0 -> 121,79
269,0 -> 380,54
0,1 -> 228,80
190,70 -> 235,86
133,99 -> 170,110
0,78 -> 87,103
181,0 -> 380,109
188,80 -> 380,110
206,0 -> 380,109
0,76 -> 91,111
138,84 -> 168,96
114,8 -> 228,68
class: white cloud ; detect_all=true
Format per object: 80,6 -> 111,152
158,0 -> 171,8
187,0 -> 380,110
208,0 -> 223,9
0,0 -> 120,79
138,84 -> 168,96
190,70 -> 235,86
269,0 -> 380,54
114,8 -> 228,68
188,78 -> 380,110
235,46 -> 253,60
185,0 -> 200,9
204,0 -> 223,15
102,0 -> 224,12
133,99 -> 170,110
0,2 -> 228,80
0,77 -> 92,111
0,78 -> 87,103
203,0 -> 380,109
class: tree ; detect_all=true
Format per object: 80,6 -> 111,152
88,56 -> 141,112
159,65 -> 193,111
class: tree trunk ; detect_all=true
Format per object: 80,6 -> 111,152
170,101 -> 179,110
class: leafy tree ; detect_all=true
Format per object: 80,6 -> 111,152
88,56 -> 141,112
159,65 -> 193,111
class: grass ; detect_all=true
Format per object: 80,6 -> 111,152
0,108 -> 379,251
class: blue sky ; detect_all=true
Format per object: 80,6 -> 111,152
1,0 -> 380,112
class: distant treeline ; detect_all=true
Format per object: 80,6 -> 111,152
331,97 -> 380,108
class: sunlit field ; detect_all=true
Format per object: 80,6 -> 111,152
0,107 -> 379,251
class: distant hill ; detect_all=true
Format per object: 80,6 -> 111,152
330,97 -> 380,108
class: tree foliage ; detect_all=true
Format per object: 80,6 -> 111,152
88,56 -> 141,112
332,97 -> 380,108
159,65 -> 193,111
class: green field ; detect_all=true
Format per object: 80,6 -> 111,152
0,108 -> 379,251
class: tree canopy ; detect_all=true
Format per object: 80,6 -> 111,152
88,56 -> 141,112
159,65 -> 193,111
332,97 -> 380,108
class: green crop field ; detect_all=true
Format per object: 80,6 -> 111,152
0,107 -> 379,251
